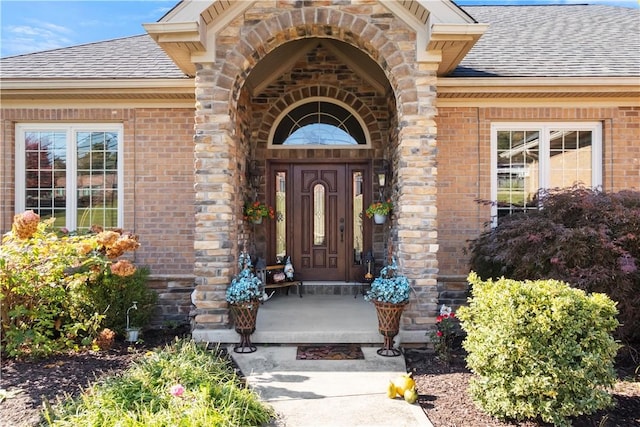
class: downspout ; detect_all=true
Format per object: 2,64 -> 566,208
132,109 -> 137,264
476,107 -> 482,228
607,117 -> 614,191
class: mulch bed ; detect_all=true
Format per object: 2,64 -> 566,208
1,332 -> 638,427
296,344 -> 364,360
405,347 -> 640,427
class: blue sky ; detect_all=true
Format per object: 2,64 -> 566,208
1,0 -> 638,58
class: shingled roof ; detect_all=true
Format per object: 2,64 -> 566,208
454,5 -> 640,77
0,4 -> 638,80
0,35 -> 187,79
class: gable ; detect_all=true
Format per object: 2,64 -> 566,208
143,0 -> 487,77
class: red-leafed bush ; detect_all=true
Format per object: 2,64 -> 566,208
467,186 -> 640,345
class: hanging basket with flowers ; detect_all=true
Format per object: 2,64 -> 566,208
365,199 -> 393,223
243,201 -> 275,224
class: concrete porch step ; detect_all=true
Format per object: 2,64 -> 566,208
191,293 -> 428,345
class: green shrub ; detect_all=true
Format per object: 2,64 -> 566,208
86,267 -> 156,336
1,211 -> 141,357
458,273 -> 620,426
467,187 -> 640,344
43,339 -> 275,426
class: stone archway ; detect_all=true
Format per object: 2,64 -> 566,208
191,6 -> 439,341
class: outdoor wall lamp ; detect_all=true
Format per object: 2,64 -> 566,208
377,159 -> 391,200
246,160 -> 261,190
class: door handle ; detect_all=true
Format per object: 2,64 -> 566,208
339,218 -> 345,242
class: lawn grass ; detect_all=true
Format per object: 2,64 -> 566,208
42,339 -> 275,427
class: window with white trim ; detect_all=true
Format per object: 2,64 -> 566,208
16,124 -> 124,231
491,122 -> 602,226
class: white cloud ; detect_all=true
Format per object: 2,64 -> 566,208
3,22 -> 75,56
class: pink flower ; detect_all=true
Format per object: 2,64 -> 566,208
170,384 -> 185,397
436,315 -> 443,322
436,330 -> 443,337
449,312 -> 455,318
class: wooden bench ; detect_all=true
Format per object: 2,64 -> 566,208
259,265 -> 303,298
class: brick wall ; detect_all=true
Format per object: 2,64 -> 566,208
436,105 -> 640,277
0,107 -> 196,276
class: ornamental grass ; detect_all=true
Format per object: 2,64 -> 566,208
42,339 -> 275,426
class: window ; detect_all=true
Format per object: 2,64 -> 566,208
491,122 -> 602,225
16,124 -> 123,231
269,97 -> 369,148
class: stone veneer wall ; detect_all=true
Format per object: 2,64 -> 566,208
191,2 -> 441,334
248,42 -> 390,260
147,274 -> 195,328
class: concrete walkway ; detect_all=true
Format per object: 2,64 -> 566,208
230,345 -> 433,427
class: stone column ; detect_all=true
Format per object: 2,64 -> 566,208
394,65 -> 440,333
191,63 -> 239,330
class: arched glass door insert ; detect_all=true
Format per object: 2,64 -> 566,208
269,98 -> 370,148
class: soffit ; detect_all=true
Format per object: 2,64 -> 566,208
145,0 -> 485,77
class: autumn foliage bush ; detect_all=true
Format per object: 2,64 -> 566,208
467,187 -> 640,344
0,211 -> 151,357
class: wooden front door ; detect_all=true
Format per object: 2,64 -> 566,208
275,162 -> 369,282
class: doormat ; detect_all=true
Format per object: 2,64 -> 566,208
296,344 -> 365,360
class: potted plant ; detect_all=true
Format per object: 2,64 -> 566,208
226,251 -> 263,353
243,201 -> 275,224
365,199 -> 393,224
364,256 -> 410,356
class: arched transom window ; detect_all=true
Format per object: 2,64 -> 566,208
269,98 -> 369,148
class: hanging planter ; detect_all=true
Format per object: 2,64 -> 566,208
243,201 -> 274,224
126,327 -> 140,343
366,200 -> 392,223
373,213 -> 387,224
125,301 -> 139,343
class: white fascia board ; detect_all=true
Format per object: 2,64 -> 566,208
380,2 -> 429,62
193,1 -> 256,64
159,0 -> 214,22
0,79 -> 194,91
430,23 -> 488,37
208,1 -> 256,34
143,21 -> 200,36
381,1 -> 426,33
437,76 -> 640,92
417,0 -> 476,24
144,20 -> 205,49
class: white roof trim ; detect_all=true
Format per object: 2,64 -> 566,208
147,0 -> 485,76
